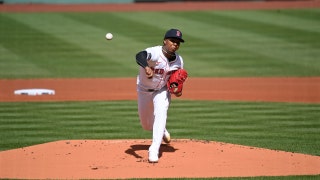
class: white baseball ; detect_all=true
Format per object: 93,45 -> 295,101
105,33 -> 113,40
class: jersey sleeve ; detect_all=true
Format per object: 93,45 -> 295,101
145,46 -> 161,62
135,51 -> 148,68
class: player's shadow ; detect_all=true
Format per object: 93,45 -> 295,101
125,144 -> 177,159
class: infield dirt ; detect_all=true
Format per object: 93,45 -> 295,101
1,77 -> 319,103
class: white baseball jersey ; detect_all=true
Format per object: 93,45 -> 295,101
137,45 -> 184,91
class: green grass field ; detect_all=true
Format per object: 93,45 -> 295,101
1,9 -> 320,78
0,101 -> 319,156
0,9 -> 319,179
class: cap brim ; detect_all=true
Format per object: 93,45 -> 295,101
165,37 -> 185,43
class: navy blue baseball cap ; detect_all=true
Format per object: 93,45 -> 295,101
164,29 -> 185,43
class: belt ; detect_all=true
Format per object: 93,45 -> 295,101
148,89 -> 155,92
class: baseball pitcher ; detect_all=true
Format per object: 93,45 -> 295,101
135,28 -> 188,163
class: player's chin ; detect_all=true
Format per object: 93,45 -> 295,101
174,92 -> 182,97
169,46 -> 178,52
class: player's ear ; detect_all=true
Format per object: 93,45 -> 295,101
163,39 -> 167,45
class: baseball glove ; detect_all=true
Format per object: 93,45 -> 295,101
167,69 -> 188,95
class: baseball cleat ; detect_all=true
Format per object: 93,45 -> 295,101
163,130 -> 171,144
148,151 -> 159,163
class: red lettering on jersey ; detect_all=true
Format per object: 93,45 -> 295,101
154,68 -> 164,75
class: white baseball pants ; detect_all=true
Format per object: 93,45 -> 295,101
137,86 -> 171,154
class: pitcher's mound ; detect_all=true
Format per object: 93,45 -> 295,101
0,139 -> 319,179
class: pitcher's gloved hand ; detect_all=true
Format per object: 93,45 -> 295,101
167,69 -> 188,96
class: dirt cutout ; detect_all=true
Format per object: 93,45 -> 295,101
0,77 -> 319,103
1,1 -> 320,179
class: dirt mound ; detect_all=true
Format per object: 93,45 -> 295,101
0,139 -> 319,179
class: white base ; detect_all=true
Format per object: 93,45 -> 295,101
14,89 -> 55,96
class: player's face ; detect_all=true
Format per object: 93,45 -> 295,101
164,38 -> 181,52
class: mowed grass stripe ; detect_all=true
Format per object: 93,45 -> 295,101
205,11 -> 320,49
271,9 -> 320,26
3,13 -> 145,72
168,11 -> 319,71
116,11 -> 320,76
210,9 -> 320,34
0,45 -> 50,77
1,10 -> 320,78
1,13 -> 135,77
1,101 -> 319,156
0,14 -> 105,77
64,12 -> 162,48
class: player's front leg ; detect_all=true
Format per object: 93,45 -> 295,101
148,89 -> 170,162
